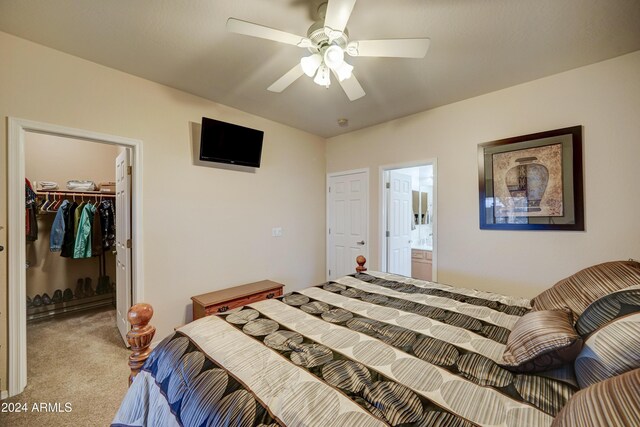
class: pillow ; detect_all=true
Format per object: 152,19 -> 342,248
574,313 -> 640,389
501,309 -> 583,373
575,284 -> 640,337
531,260 -> 640,322
551,368 -> 640,427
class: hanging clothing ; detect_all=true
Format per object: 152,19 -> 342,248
74,201 -> 87,239
50,200 -> 70,251
25,178 -> 38,241
91,209 -> 103,257
26,206 -> 38,242
99,200 -> 116,250
73,203 -> 96,259
60,201 -> 78,258
25,178 -> 37,205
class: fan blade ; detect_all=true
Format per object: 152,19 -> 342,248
227,18 -> 312,47
347,38 -> 430,58
267,64 -> 305,93
332,70 -> 365,101
324,0 -> 357,33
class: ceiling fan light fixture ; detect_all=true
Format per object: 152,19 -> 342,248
324,26 -> 343,43
227,0 -> 431,101
334,61 -> 353,81
324,45 -> 345,70
301,53 -> 322,77
296,38 -> 314,48
314,64 -> 331,87
346,41 -> 359,57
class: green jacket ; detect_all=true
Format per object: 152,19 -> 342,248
73,203 -> 96,259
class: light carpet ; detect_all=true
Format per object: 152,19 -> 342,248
1,308 -> 131,426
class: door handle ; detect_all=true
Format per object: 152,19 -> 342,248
356,240 -> 365,245
0,245 -> 3,251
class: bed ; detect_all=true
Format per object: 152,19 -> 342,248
112,257 -> 640,427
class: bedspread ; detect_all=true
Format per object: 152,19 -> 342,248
113,272 -> 578,426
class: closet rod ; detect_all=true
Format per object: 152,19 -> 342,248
36,190 -> 116,198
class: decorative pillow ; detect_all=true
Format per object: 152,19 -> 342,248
575,284 -> 640,337
551,368 -> 640,427
574,313 -> 640,389
501,309 -> 583,373
531,260 -> 640,322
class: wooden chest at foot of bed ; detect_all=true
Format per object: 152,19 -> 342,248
191,280 -> 284,320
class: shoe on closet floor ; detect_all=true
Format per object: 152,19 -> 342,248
75,278 -> 84,299
52,289 -> 63,304
42,293 -> 52,305
84,277 -> 95,297
27,296 -> 32,308
62,288 -> 74,302
33,294 -> 42,307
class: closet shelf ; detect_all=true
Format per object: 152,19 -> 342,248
36,189 -> 115,198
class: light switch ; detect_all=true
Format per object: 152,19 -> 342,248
272,227 -> 283,237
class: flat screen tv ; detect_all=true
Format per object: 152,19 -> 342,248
199,117 -> 264,168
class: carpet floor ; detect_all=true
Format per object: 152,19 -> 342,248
2,307 -> 131,426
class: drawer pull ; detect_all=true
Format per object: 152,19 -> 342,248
266,293 -> 275,299
217,305 -> 229,313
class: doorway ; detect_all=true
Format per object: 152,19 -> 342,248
7,118 -> 144,398
327,169 -> 369,280
380,161 -> 437,281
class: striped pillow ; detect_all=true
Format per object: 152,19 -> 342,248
575,285 -> 640,337
501,309 -> 583,373
531,260 -> 640,322
551,368 -> 640,427
574,313 -> 640,389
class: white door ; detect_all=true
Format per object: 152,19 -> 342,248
115,149 -> 132,344
387,171 -> 412,276
328,171 -> 368,280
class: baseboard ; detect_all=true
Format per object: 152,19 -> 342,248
1,390 -> 8,400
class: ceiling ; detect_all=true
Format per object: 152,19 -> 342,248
1,0 -> 639,138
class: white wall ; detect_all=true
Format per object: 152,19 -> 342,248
0,31 -> 327,391
327,51 -> 640,298
25,133 -> 120,188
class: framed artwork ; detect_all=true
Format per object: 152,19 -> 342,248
478,126 -> 584,230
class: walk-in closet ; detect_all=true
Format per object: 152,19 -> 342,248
25,133 -> 120,319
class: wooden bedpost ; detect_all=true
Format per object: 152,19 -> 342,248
127,303 -> 156,386
356,255 -> 367,273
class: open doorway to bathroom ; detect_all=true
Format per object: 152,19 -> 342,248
381,161 -> 436,281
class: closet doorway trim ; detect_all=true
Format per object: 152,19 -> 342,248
7,117 -> 145,398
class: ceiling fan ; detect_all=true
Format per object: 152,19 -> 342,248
226,0 -> 430,101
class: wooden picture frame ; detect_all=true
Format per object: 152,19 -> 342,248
478,126 -> 584,231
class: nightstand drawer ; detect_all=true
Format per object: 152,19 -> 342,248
203,287 -> 283,315
192,280 -> 284,320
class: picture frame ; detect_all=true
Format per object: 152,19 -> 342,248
478,126 -> 584,231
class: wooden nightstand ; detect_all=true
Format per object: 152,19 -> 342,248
191,280 -> 284,320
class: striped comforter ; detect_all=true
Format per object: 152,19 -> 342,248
113,272 -> 578,426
